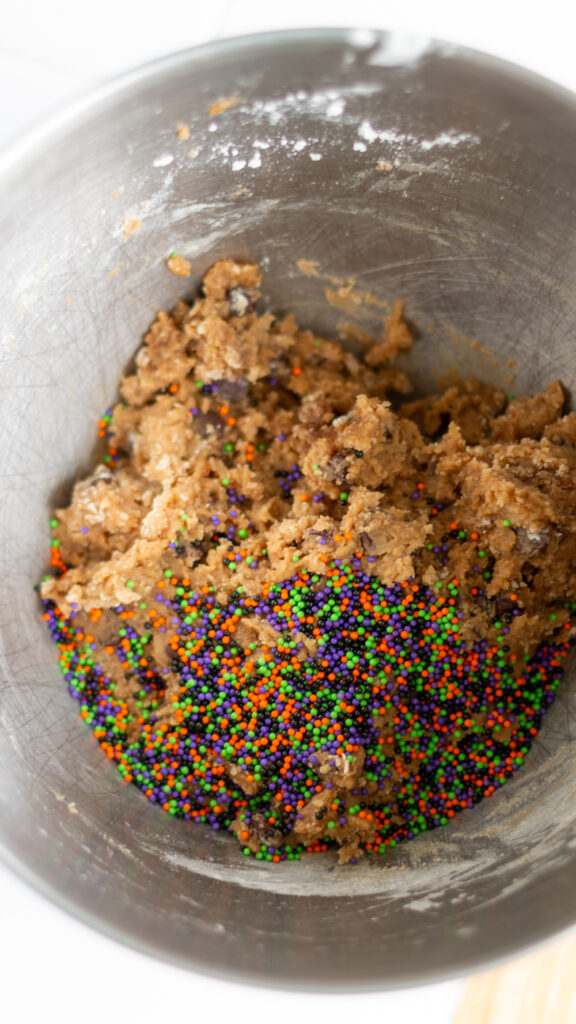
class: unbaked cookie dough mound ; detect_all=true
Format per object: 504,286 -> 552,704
40,259 -> 576,864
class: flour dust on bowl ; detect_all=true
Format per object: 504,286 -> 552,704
1,28 -> 576,990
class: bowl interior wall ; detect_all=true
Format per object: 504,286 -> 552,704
1,31 -> 576,987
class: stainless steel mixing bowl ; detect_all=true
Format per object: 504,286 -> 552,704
1,28 -> 576,990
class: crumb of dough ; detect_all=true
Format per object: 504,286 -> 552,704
176,122 -> 190,140
40,259 -> 576,865
365,301 -> 413,365
166,255 -> 191,277
208,96 -> 241,117
122,218 -> 140,239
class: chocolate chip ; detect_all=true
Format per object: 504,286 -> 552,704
325,451 -> 352,485
194,411 -> 224,437
250,811 -> 284,844
212,378 -> 249,402
308,528 -> 330,541
493,595 -> 517,618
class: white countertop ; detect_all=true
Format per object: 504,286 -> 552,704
2,2 -> 575,1021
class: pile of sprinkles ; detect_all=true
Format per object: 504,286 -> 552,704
42,559 -> 572,863
39,259 -> 576,864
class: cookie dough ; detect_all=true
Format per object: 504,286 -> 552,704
41,260 -> 576,863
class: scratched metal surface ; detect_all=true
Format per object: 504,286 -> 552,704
1,30 -> 576,990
